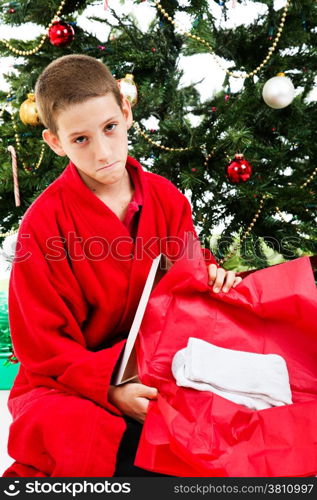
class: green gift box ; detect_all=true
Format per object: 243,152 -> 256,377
0,352 -> 19,390
0,283 -> 19,390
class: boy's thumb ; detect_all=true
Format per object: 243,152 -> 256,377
147,387 -> 158,399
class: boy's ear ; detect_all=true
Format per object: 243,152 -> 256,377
121,96 -> 133,130
42,129 -> 66,157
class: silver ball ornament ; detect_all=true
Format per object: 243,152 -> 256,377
262,73 -> 295,109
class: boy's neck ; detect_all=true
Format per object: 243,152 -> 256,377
77,167 -> 134,203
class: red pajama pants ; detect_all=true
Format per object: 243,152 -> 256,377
3,387 -> 127,477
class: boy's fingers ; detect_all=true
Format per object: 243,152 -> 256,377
147,387 -> 158,399
211,268 -> 226,293
208,267 -> 243,293
232,276 -> 243,287
208,264 -> 218,284
131,399 -> 149,424
137,385 -> 158,399
137,398 -> 150,412
222,271 -> 236,292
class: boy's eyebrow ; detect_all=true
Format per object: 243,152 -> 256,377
67,116 -> 119,138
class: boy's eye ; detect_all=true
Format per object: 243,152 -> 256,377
74,136 -> 86,144
106,123 -> 117,132
74,123 -> 117,143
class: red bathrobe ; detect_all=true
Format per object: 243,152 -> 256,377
2,155 -> 216,477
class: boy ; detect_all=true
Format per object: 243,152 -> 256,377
3,54 -> 241,477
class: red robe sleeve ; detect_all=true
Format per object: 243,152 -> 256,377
9,221 -> 125,416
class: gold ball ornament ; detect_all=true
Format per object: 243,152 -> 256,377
19,93 -> 41,126
117,74 -> 138,107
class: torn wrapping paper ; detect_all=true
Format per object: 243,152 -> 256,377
134,235 -> 317,477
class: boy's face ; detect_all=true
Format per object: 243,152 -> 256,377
42,93 -> 133,192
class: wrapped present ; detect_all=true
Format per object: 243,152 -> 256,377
134,235 -> 317,477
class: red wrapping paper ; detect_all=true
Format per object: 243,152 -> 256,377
134,236 -> 317,477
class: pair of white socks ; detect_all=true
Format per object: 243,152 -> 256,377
172,337 -> 293,410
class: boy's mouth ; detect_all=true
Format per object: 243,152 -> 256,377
97,161 -> 118,171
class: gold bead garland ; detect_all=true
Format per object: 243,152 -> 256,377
0,104 -> 20,239
10,113 -> 46,174
0,0 -> 67,56
0,0 -> 311,244
275,165 -> 317,221
0,93 -> 19,235
0,228 -> 19,238
1,92 -> 45,174
133,116 -> 315,244
0,108 -> 46,236
132,121 -> 192,152
218,194 -> 269,265
153,0 -> 291,79
132,121 -> 217,164
133,120 -> 315,200
132,120 -> 269,254
203,147 -> 216,167
275,205 -> 289,223
300,166 -> 317,189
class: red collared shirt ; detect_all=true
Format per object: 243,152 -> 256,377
122,163 -> 143,239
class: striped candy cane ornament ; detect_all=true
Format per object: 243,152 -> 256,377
7,145 -> 21,207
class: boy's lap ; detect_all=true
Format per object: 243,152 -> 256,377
7,387 -> 126,476
5,389 -> 172,477
10,387 -> 103,422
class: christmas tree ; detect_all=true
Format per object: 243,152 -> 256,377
0,0 -> 316,271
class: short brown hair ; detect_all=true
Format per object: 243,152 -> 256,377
35,54 -> 123,137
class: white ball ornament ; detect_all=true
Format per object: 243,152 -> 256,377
262,73 -> 295,109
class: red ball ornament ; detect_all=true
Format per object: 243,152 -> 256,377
49,20 -> 75,47
226,154 -> 253,183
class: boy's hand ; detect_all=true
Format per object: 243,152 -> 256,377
208,264 -> 242,293
108,382 -> 158,424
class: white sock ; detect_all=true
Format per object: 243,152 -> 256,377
171,337 -> 292,411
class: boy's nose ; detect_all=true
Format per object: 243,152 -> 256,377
95,135 -> 110,163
